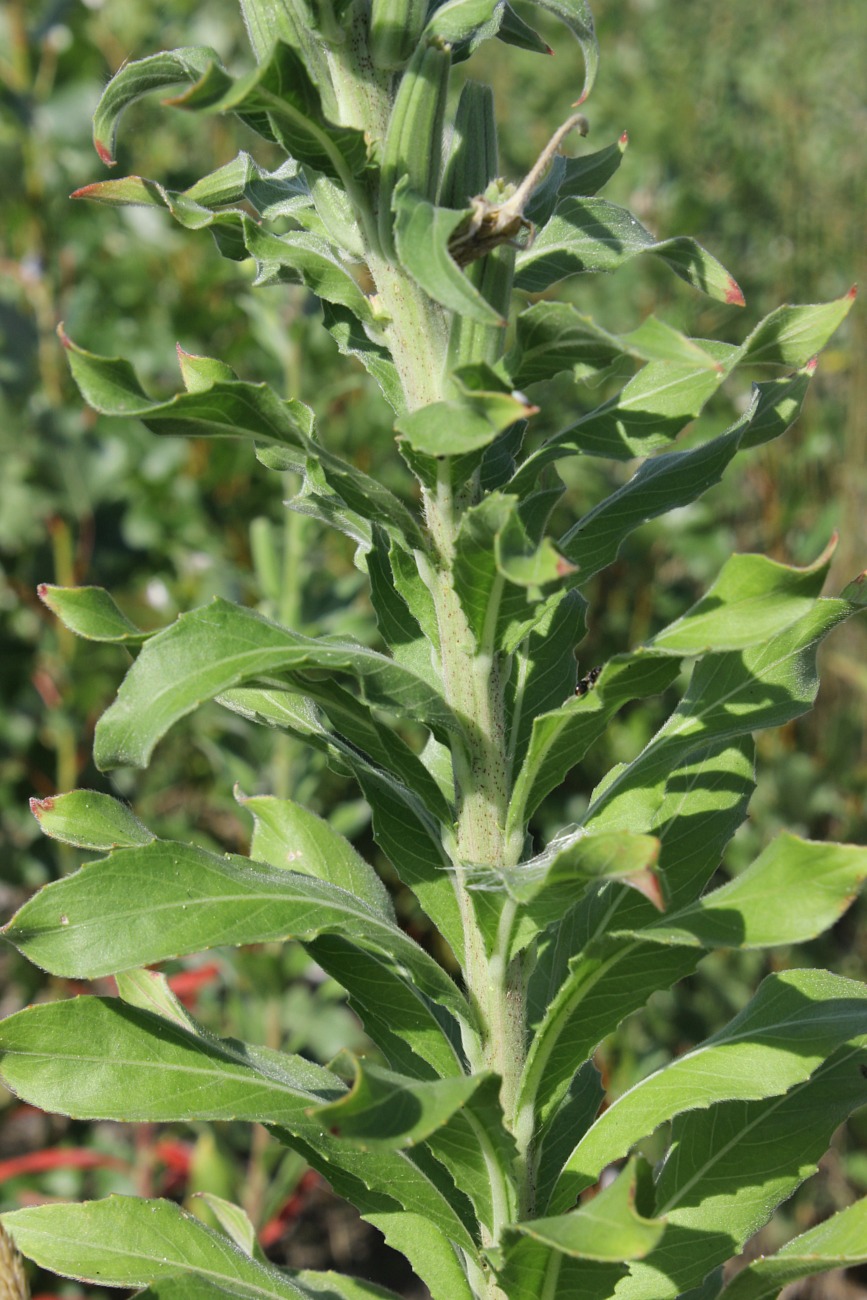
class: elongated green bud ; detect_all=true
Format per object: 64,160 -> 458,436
369,0 -> 429,70
378,39 -> 451,258
441,80 -> 498,210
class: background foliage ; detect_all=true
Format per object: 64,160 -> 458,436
1,0 -> 864,1294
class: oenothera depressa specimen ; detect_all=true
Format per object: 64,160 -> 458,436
2,1 -> 865,1297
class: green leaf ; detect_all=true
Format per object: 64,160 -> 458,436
486,827 -> 663,950
646,543 -> 836,655
0,1197 -> 307,1297
534,1060 -> 604,1215
424,0 -> 503,47
505,302 -> 718,387
507,586 -> 587,772
61,329 -> 312,467
586,597 -> 860,833
321,302 -> 405,415
393,185 -> 506,326
29,789 -> 154,852
269,1125 -> 479,1253
362,1212 -> 475,1300
718,1196 -> 867,1300
91,46 -> 223,166
615,1046 -> 867,1298
515,198 -> 744,303
305,933 -> 465,1080
237,791 -> 394,919
310,1058 -> 489,1149
558,372 -> 810,580
92,598 -> 460,770
532,0 -> 598,103
550,969 -> 867,1211
396,389 -> 532,456
37,582 -> 150,644
507,651 -> 682,835
638,833 -> 867,949
739,287 -> 857,366
525,135 -> 629,226
421,1071 -> 519,1234
0,995 -> 343,1125
170,41 -> 369,184
2,839 -> 474,1029
507,1158 -> 664,1261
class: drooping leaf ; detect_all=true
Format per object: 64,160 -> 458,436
92,598 -> 460,771
718,1196 -> 867,1300
515,197 -> 744,303
614,1046 -> 867,1299
2,839 -> 474,1029
0,1197 -> 308,1297
362,1212 -> 475,1300
549,969 -> 867,1211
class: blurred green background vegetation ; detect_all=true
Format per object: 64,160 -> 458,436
1,0 -> 865,1294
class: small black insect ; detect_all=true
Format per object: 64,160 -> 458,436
575,664 -> 602,697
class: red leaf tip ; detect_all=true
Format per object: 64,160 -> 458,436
846,284 -> 858,300
619,130 -> 629,146
36,582 -> 50,600
57,322 -> 72,348
805,355 -> 820,375
94,139 -> 116,167
725,278 -> 746,307
30,796 -> 54,819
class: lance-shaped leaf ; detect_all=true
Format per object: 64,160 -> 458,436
0,996 -> 346,1126
533,0 -> 598,103
515,197 -> 744,302
534,1060 -> 604,1216
646,541 -> 836,655
60,329 -> 312,469
505,302 -> 719,388
507,650 -> 682,836
237,791 -> 395,919
2,839 -> 474,1029
167,41 -> 369,184
0,1197 -> 308,1298
420,1071 -> 519,1234
214,687 -> 466,963
452,493 -> 570,651
506,1158 -> 664,1262
310,1057 -> 489,1149
393,184 -> 506,326
718,1196 -> 867,1300
270,1124 -> 479,1253
223,215 -> 377,322
321,302 -> 405,415
396,388 -> 533,457
363,1212 -> 475,1300
29,789 -> 154,852
73,156 -> 313,228
614,1046 -> 867,1299
549,969 -> 867,1212
558,371 -> 809,581
37,582 -> 151,644
525,134 -> 629,227
738,285 -> 857,366
480,827 -> 663,952
507,586 -> 587,772
91,46 -> 225,166
521,938 -> 702,1132
585,596 -> 861,834
92,598 -> 460,770
306,933 -> 465,1081
495,1161 -> 661,1299
637,833 -> 867,949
